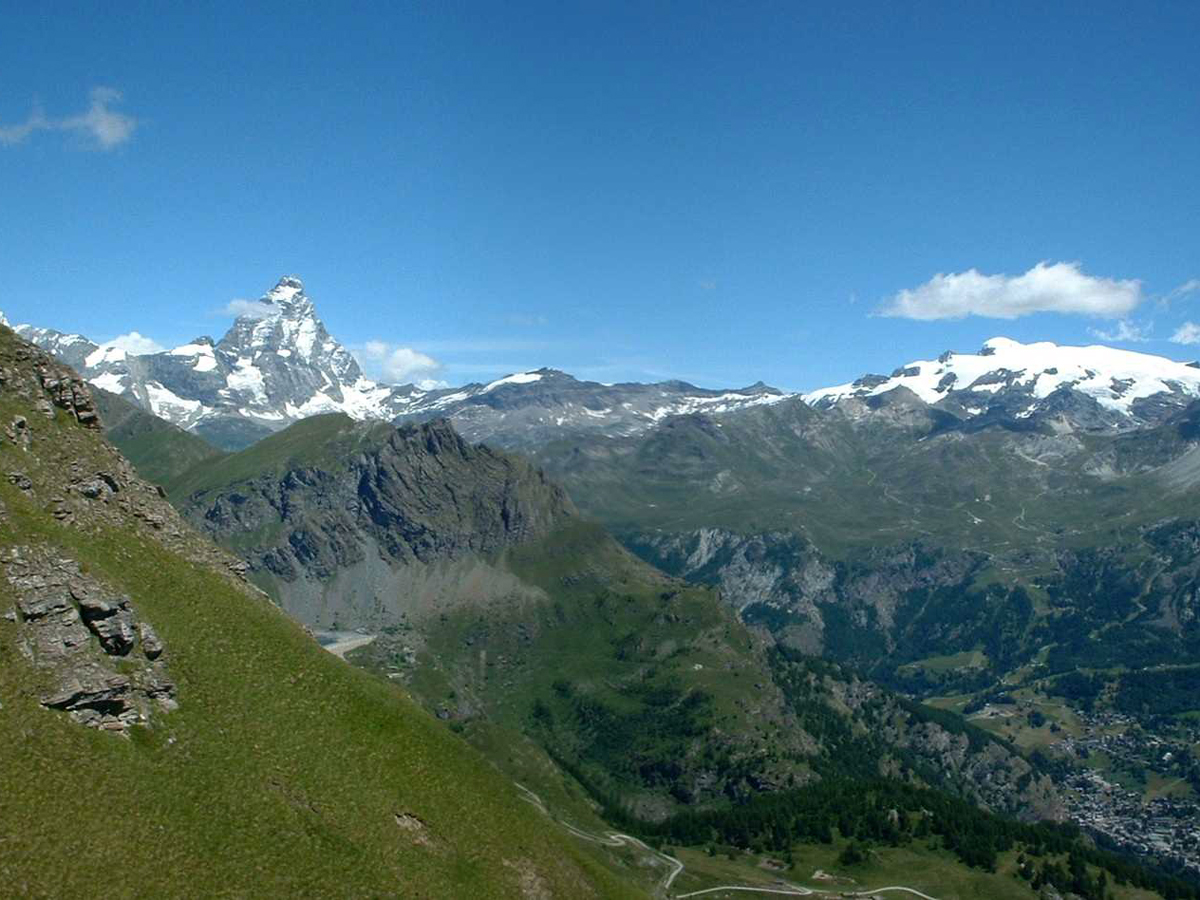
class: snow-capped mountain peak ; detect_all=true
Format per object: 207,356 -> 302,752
220,276 -> 348,366
14,275 -> 793,451
10,275 -> 408,448
805,336 -> 1200,427
265,275 -> 305,306
483,371 -> 547,392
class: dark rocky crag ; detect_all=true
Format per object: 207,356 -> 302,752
177,416 -> 576,628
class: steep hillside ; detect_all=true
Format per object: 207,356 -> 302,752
172,414 -> 576,628
0,324 -> 637,898
538,380 -> 1200,693
28,328 -> 1195,895
92,386 -> 225,487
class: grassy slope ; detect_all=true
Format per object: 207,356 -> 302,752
161,410 -> 790,805
0,336 -> 638,898
356,522 -> 803,813
166,412 -> 382,501
93,387 -> 225,488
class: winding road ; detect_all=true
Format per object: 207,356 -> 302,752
513,783 -> 942,900
675,884 -> 939,899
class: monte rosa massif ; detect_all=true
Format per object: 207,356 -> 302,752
5,275 -> 1200,450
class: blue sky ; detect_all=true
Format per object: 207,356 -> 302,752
1,2 -> 1197,391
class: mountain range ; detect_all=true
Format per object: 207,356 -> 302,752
7,278 -> 1200,897
12,276 -> 1200,453
3,276 -> 790,451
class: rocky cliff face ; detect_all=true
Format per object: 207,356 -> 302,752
630,528 -> 984,656
177,417 -> 576,628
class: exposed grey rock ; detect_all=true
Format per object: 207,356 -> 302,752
13,576 -> 75,620
139,622 -> 164,660
78,592 -> 138,656
136,662 -> 176,708
75,478 -> 110,499
6,415 -> 30,449
42,663 -> 131,714
2,547 -> 176,732
8,471 -> 32,490
630,528 -> 983,656
36,366 -> 99,427
183,418 -> 575,630
74,473 -> 119,500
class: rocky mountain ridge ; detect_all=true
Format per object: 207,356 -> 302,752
5,275 -> 792,451
173,413 -> 577,628
13,283 -> 1200,461
400,366 -> 791,450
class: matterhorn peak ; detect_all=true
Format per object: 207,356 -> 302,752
259,275 -> 309,312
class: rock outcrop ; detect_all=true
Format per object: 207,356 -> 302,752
178,416 -> 576,628
3,546 -> 176,731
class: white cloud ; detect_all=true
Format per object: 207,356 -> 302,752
1170,322 -> 1200,346
879,261 -> 1142,321
102,331 -> 165,354
356,341 -> 443,384
225,298 -> 279,319
0,106 -> 48,145
1167,279 -> 1200,303
0,87 -> 137,150
1088,320 -> 1150,343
